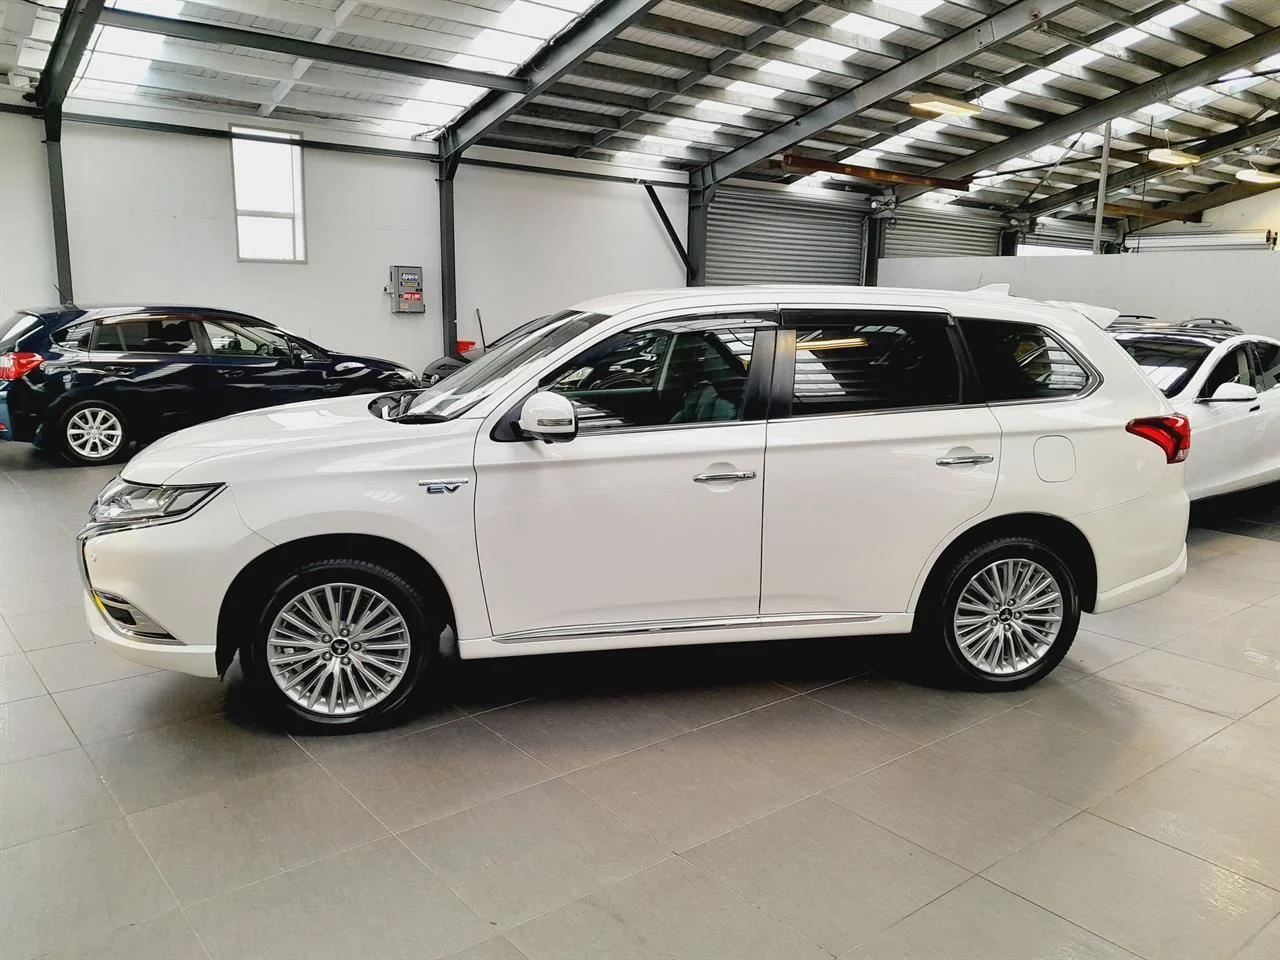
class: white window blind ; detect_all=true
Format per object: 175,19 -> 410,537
231,127 -> 305,262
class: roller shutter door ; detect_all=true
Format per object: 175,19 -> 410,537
706,187 -> 866,284
883,206 -> 1003,258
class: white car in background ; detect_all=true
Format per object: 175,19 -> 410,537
79,286 -> 1190,732
1110,320 -> 1280,500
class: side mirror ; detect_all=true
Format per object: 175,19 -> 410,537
518,391 -> 577,443
1203,381 -> 1259,403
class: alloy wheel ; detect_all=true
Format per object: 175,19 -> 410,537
66,407 -> 124,460
952,558 -> 1063,676
266,582 -> 412,716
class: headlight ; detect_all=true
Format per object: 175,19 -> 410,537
88,478 -> 224,529
395,367 -> 418,383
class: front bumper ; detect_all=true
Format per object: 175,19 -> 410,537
79,488 -> 272,678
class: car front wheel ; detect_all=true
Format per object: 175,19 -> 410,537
240,558 -> 437,732
923,537 -> 1080,690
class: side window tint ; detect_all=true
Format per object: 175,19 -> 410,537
203,320 -> 291,358
97,318 -> 198,355
50,320 -> 95,350
1200,347 -> 1253,398
543,321 -> 762,431
787,313 -> 959,416
1253,342 -> 1279,391
961,319 -> 1091,401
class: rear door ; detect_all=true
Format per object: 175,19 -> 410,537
199,318 -> 326,415
760,307 -> 1001,617
90,316 -> 213,436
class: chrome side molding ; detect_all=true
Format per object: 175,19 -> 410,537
492,611 -> 879,644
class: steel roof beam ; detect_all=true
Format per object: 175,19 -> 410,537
35,0 -> 106,136
448,0 -> 660,156
95,7 -> 532,93
694,0 -> 1082,186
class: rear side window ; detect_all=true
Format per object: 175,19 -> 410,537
95,318 -> 198,355
50,320 -> 95,350
785,312 -> 960,416
961,319 -> 1092,402
1113,336 -> 1211,398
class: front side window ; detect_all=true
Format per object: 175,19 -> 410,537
961,319 -> 1091,401
231,126 -> 305,262
786,312 -> 960,416
203,320 -> 292,358
1200,346 -> 1258,397
543,318 -> 765,431
1252,341 -> 1280,391
1114,336 -> 1211,398
95,318 -> 198,355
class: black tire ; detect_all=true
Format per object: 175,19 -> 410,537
240,558 -> 439,733
56,400 -> 131,466
917,536 -> 1080,691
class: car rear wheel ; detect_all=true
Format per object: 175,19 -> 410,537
58,401 -> 130,466
240,558 -> 437,732
921,536 -> 1079,690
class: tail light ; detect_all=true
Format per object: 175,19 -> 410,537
1126,414 -> 1191,464
0,352 -> 44,381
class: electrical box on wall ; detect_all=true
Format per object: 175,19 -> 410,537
387,265 -> 425,314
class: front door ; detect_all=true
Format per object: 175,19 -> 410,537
760,308 -> 1001,616
199,318 -> 326,416
473,311 -> 776,638
1190,345 -> 1266,496
89,315 -> 213,436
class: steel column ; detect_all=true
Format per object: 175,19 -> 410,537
1092,121 -> 1112,255
862,216 -> 888,286
686,171 -> 714,286
438,134 -> 460,359
46,141 -> 74,303
998,228 -> 1020,256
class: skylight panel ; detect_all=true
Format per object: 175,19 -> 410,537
831,12 -> 895,40
665,116 -> 720,136
1108,28 -> 1147,49
1150,5 -> 1196,27
397,100 -> 465,126
410,79 -> 483,108
761,59 -> 818,80
1062,48 -> 1101,66
841,148 -> 882,164
642,133 -> 692,147
697,98 -> 749,116
1023,69 -> 1060,85
881,0 -> 942,12
798,38 -> 856,61
728,79 -> 783,98
497,1 -> 575,40
467,29 -> 542,65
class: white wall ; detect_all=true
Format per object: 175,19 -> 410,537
879,250 -> 1280,339
1144,185 -> 1280,234
0,114 -> 58,321
455,164 -> 686,345
62,124 -> 442,369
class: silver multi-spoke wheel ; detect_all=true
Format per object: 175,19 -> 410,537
953,558 -> 1063,676
66,407 -> 124,460
267,583 -> 412,717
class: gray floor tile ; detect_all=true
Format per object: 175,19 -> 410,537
1186,528 -> 1257,560
506,856 -> 829,960
826,746 -> 1077,871
1162,606 -> 1280,681
0,651 -> 46,703
685,797 -> 969,955
986,814 -> 1280,960
86,714 -> 312,813
845,876 -> 1139,960
935,706 -> 1163,807
1022,675 -> 1233,759
0,747 -> 119,849
1173,721 -> 1280,799
5,604 -> 95,652
1092,762 -> 1280,889
400,779 -> 667,928
1098,649 -> 1280,718
0,694 -> 78,765
444,938 -> 529,960
1178,565 -> 1280,605
1083,586 -> 1247,645
1198,549 -> 1280,584
321,718 -> 553,832
810,676 -> 1027,744
0,615 -> 19,656
53,670 -> 228,744
694,696 -> 917,792
0,819 -> 177,959
0,577 -> 82,618
566,726 -> 808,851
34,910 -> 208,960
28,638 -> 159,693
476,683 -> 790,774
1232,914 -> 1280,960
129,763 -> 387,904
185,837 -> 491,960
291,701 -> 468,762
1063,630 -> 1148,675
1241,695 -> 1280,731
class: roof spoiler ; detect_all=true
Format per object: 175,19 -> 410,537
969,283 -> 1011,296
1043,299 -> 1120,328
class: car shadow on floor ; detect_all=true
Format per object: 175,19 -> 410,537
1190,479 -> 1280,540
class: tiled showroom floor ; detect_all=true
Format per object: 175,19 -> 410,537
1,445 -> 1278,960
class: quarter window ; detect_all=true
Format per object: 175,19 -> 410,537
95,318 -> 198,354
231,126 -> 305,262
785,313 -> 960,416
543,319 -> 765,431
961,319 -> 1091,401
50,319 -> 95,350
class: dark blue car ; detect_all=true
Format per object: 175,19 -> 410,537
0,305 -> 418,465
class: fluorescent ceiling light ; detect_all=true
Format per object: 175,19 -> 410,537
831,12 -> 895,40
1151,6 -> 1196,27
1149,147 -> 1200,164
909,92 -> 980,117
761,59 -> 818,80
798,37 -> 856,61
728,79 -> 783,98
497,1 -> 574,39
1236,167 -> 1280,184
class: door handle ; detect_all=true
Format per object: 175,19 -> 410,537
936,454 -> 994,467
1250,404 -> 1261,413
694,471 -> 757,483
221,370 -> 245,380
103,365 -> 133,376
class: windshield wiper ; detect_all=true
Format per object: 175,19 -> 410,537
390,411 -> 448,424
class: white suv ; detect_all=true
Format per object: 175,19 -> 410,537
80,287 -> 1190,731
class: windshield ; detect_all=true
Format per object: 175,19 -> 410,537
1116,336 -> 1211,397
401,310 -> 609,420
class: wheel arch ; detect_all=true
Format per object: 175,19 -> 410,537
912,513 -> 1098,617
216,533 -> 454,676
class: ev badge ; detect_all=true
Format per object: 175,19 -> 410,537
418,478 -> 470,495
